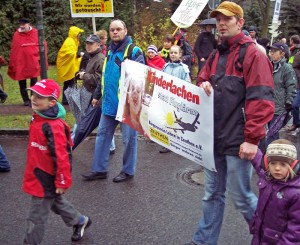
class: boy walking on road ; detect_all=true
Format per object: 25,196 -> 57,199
22,79 -> 91,244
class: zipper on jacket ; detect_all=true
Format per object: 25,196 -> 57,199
242,107 -> 246,122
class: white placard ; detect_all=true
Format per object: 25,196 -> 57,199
116,60 -> 215,171
171,0 -> 209,28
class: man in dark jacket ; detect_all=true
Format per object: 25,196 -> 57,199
186,2 -> 275,245
194,24 -> 217,74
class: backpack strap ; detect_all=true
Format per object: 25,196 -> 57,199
123,43 -> 135,60
209,42 -> 251,73
234,42 -> 251,72
208,49 -> 217,68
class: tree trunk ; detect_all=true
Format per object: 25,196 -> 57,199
256,0 -> 271,37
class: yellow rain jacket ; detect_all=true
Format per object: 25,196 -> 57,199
56,26 -> 84,82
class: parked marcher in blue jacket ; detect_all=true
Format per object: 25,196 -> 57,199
250,139 -> 300,245
82,19 -> 145,183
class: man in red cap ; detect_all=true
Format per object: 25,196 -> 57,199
7,18 -> 47,106
186,1 -> 275,245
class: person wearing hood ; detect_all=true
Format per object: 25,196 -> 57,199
7,18 -> 48,106
249,139 -> 300,245
56,26 -> 84,105
22,79 -> 91,244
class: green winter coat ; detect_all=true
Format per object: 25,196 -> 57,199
272,58 -> 297,115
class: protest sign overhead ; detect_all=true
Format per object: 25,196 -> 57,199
69,0 -> 114,17
116,60 -> 215,171
171,0 -> 209,28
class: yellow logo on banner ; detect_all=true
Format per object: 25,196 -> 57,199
150,127 -> 170,146
70,0 -> 114,17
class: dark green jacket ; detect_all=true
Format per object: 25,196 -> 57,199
272,58 -> 297,115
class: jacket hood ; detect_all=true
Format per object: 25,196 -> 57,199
34,102 -> 66,120
68,26 -> 84,40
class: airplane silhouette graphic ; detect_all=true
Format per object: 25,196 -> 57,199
166,111 -> 200,134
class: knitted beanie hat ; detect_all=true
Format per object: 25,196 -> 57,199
266,140 -> 297,165
147,45 -> 158,55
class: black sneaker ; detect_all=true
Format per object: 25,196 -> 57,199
0,167 -> 10,172
81,171 -> 107,181
71,216 -> 91,241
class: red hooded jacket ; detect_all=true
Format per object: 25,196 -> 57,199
147,55 -> 166,70
8,27 -> 47,81
22,110 -> 73,198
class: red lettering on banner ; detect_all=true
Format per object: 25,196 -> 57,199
147,70 -> 200,105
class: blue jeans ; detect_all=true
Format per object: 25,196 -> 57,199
91,114 -> 137,175
0,145 -> 10,170
292,89 -> 300,125
192,154 -> 257,245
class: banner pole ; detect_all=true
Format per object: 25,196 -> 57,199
92,15 -> 96,34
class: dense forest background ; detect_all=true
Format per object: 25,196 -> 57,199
0,0 -> 299,64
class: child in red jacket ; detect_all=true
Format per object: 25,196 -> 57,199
22,79 -> 91,244
146,45 -> 166,70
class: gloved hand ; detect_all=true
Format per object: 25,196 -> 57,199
285,103 -> 292,112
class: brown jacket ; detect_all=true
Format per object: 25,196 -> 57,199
82,48 -> 105,94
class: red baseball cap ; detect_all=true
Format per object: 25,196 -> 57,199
28,79 -> 60,100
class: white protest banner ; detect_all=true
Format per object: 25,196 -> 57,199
116,60 -> 215,171
171,0 -> 209,28
272,0 -> 282,24
69,0 -> 114,17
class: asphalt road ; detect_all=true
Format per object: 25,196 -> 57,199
4,131 -> 294,245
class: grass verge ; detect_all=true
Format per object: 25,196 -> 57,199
0,65 -> 75,129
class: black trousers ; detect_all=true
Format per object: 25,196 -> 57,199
19,78 -> 38,102
0,88 -> 7,100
